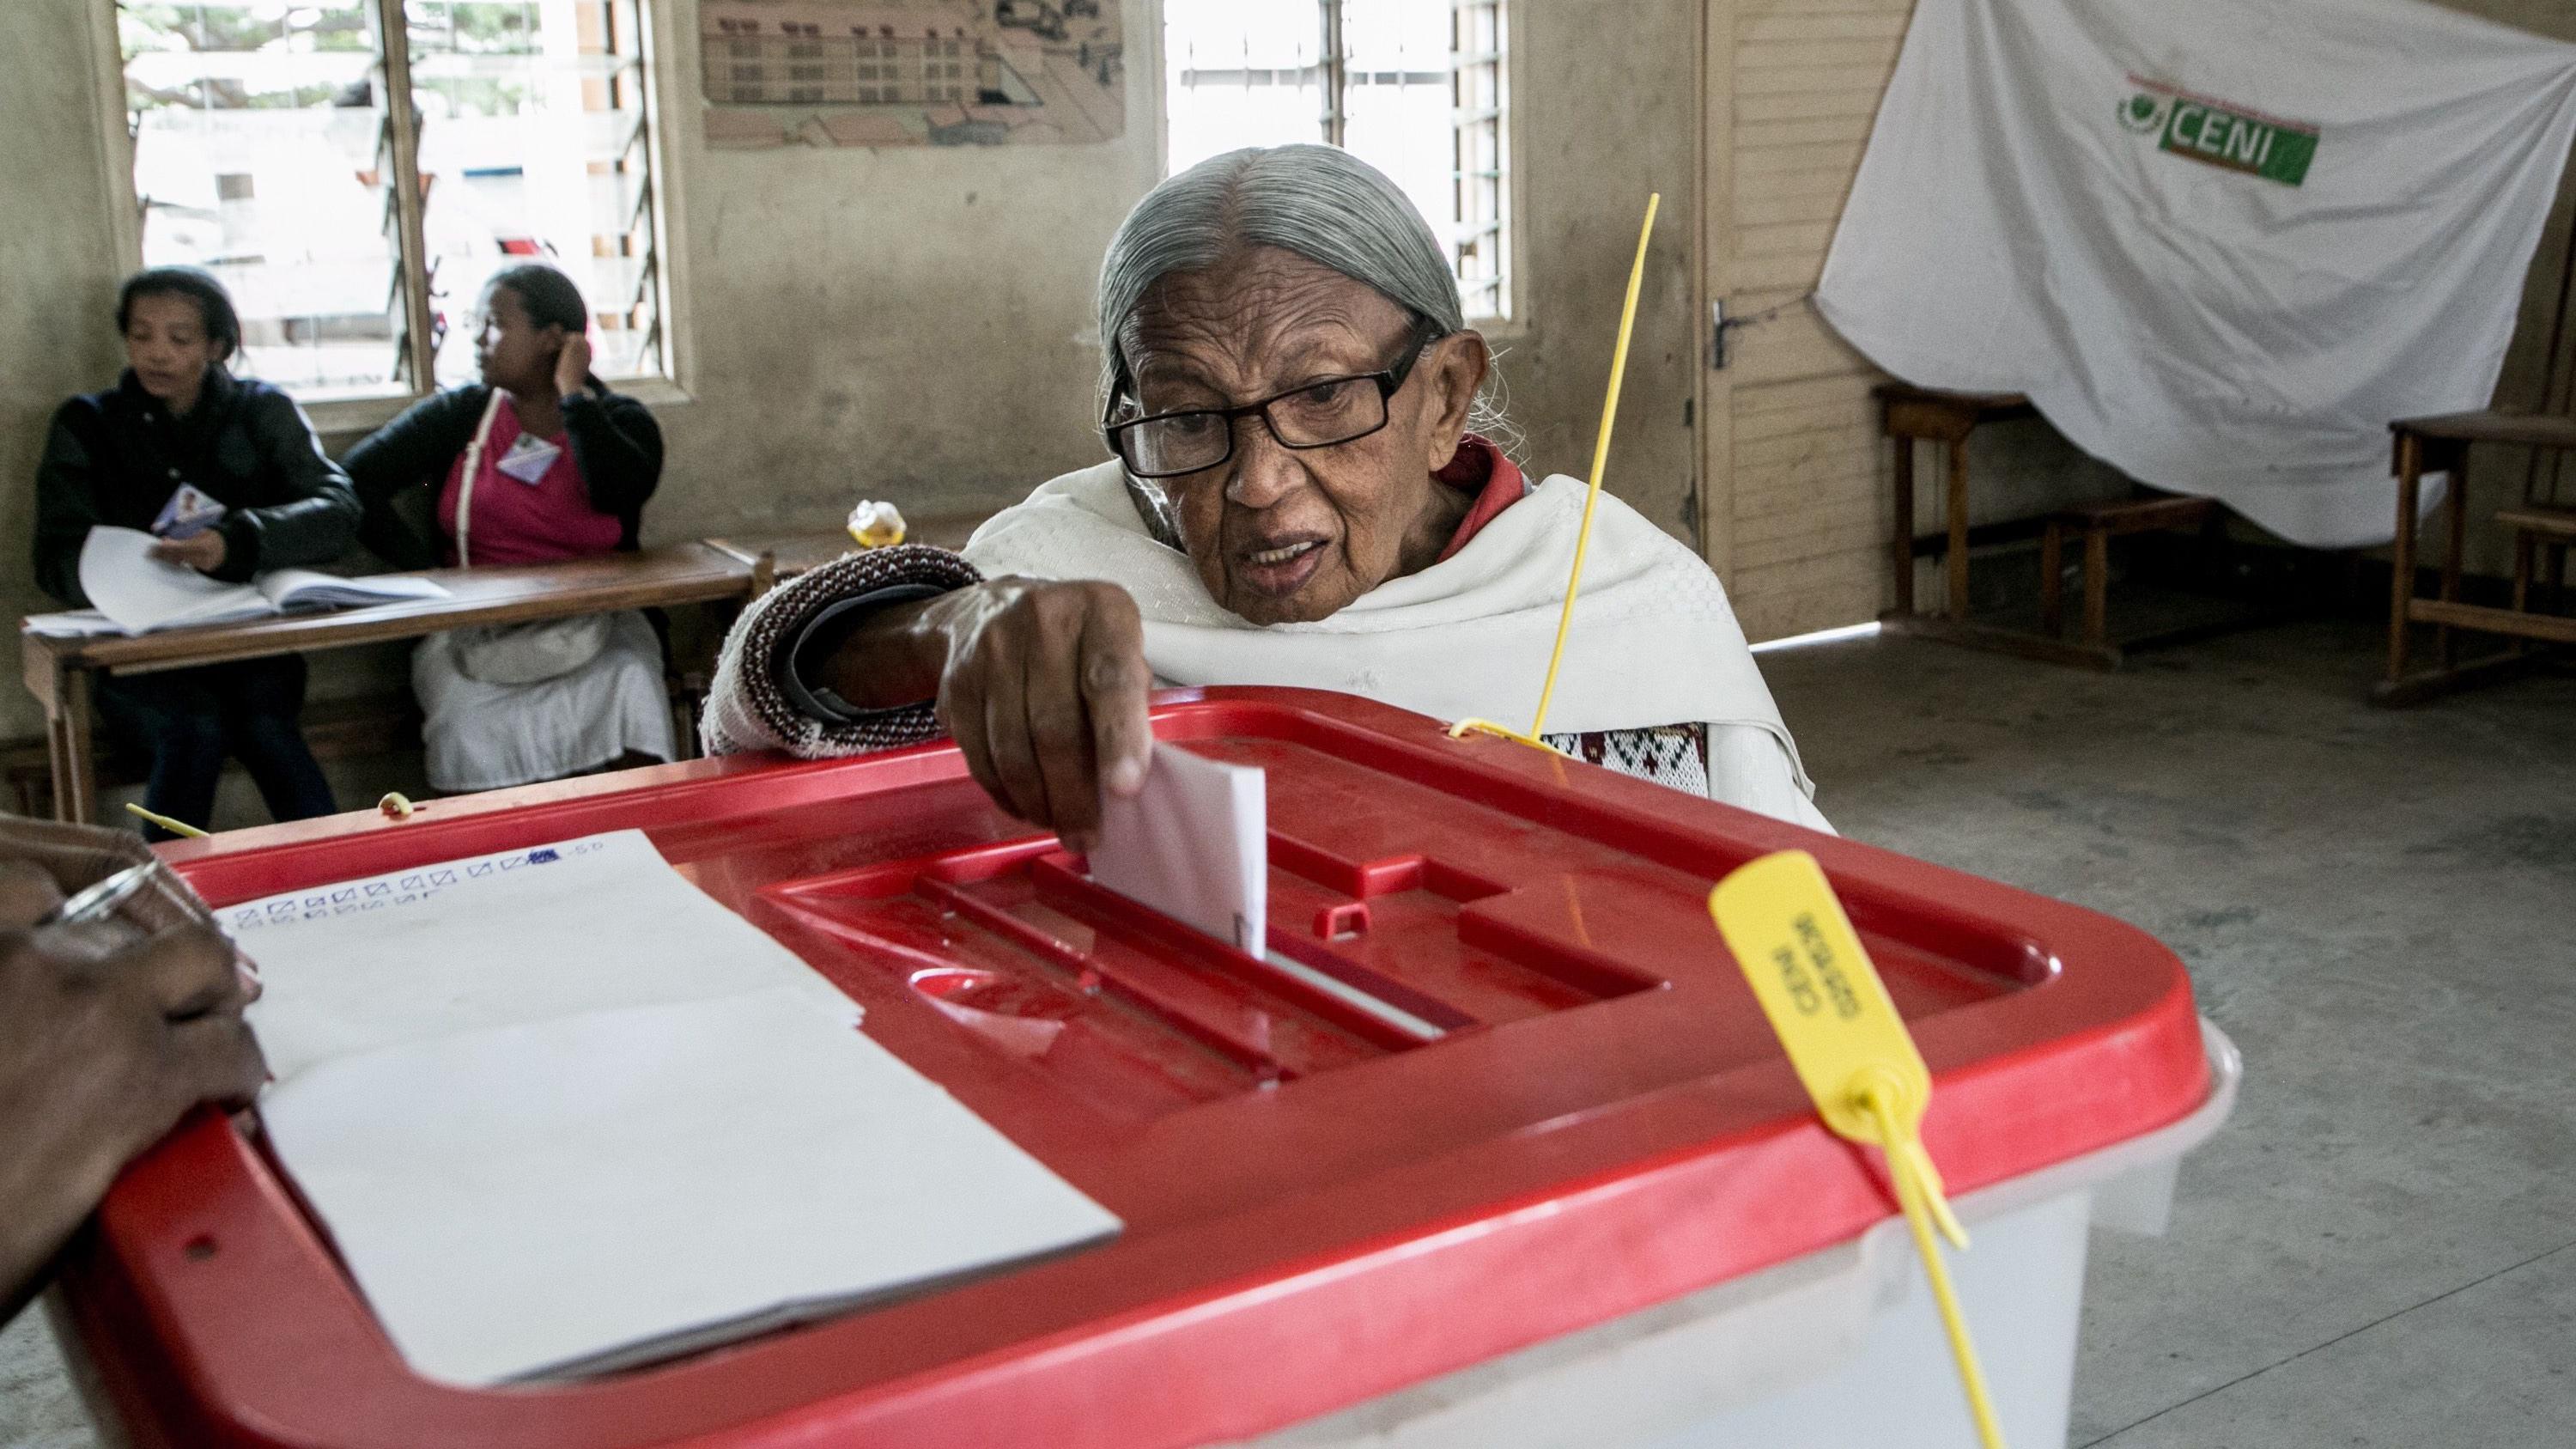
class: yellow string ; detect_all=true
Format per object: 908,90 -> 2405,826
1443,716 -> 1563,753
1862,1081 -> 2008,1449
1449,191 -> 1660,752
124,802 -> 210,839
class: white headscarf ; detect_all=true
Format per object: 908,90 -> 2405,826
963,460 -> 1816,801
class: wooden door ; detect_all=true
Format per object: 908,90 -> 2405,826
1698,0 -> 1915,643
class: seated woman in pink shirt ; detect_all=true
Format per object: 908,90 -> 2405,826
345,264 -> 670,793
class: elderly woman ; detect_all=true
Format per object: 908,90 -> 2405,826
705,144 -> 1826,843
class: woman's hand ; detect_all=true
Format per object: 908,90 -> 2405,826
0,816 -> 152,925
552,332 -> 592,398
932,580 -> 1155,853
149,530 -> 228,575
829,579 -> 1155,852
0,815 -> 253,988
0,915 -> 267,1319
0,817 -> 267,1318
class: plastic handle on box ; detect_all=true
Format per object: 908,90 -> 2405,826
1708,849 -> 2006,1449
1450,191 -> 1660,757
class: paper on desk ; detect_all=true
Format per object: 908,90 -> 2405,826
237,830 -> 1121,1385
76,527 -> 451,635
78,526 -> 249,632
21,610 -> 126,639
1090,746 -> 1267,953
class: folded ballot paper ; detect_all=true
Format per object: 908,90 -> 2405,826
1089,746 -> 1268,953
235,830 -> 1119,1386
1090,747 -> 1451,1044
77,526 -> 447,635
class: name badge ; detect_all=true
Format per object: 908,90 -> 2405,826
152,483 -> 228,539
496,435 -> 562,485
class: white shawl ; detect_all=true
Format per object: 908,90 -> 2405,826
962,461 -> 1819,809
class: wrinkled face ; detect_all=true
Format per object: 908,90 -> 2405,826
1118,247 -> 1488,624
123,292 -> 224,411
474,284 -> 563,394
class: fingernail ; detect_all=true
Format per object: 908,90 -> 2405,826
1108,758 -> 1145,794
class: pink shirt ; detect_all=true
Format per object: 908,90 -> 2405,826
434,393 -> 623,566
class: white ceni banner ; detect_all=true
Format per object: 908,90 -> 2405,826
1816,0 -> 2576,547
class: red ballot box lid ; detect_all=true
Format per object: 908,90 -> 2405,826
61,687 -> 2208,1449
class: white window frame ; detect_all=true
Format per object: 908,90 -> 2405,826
94,0 -> 692,436
1157,0 -> 1523,328
1445,0 -> 1513,326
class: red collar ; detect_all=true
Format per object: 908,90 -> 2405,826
1434,434 -> 1528,562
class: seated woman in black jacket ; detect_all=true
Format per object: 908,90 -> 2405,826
344,263 -> 670,793
32,268 -> 357,839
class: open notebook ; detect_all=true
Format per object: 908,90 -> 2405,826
76,526 -> 448,635
234,830 -> 1121,1386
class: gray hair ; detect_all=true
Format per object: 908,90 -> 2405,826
1096,143 -> 1469,405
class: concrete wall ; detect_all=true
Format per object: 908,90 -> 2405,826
1498,0 -> 1703,541
638,0 -> 1164,543
0,1 -> 133,743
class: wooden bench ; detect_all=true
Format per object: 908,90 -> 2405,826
8,668 -> 719,825
3,691 -> 422,820
2038,493 -> 2225,661
2383,410 -> 2576,704
2500,503 -> 2576,618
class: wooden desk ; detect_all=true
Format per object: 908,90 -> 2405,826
2382,410 -> 2576,704
1879,385 -> 2038,620
1874,386 -> 2271,668
21,544 -> 769,824
1874,385 -> 2102,661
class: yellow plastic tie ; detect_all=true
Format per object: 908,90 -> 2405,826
124,802 -> 210,839
1708,849 -> 2005,1449
1448,191 -> 1659,752
1444,716 -> 1566,755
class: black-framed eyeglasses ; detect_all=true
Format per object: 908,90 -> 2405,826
1103,315 -> 1449,479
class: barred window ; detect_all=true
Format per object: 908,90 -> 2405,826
116,0 -> 671,399
1163,0 -> 1511,320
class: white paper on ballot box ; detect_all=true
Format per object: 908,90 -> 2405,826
1089,746 -> 1267,953
238,829 -> 1120,1386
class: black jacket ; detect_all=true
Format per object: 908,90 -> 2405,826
33,369 -> 361,608
343,381 -> 664,570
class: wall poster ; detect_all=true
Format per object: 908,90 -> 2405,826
702,1 -> 1125,149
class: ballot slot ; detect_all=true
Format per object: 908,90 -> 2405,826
761,836 -> 1674,1123
762,843 -> 1399,1117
